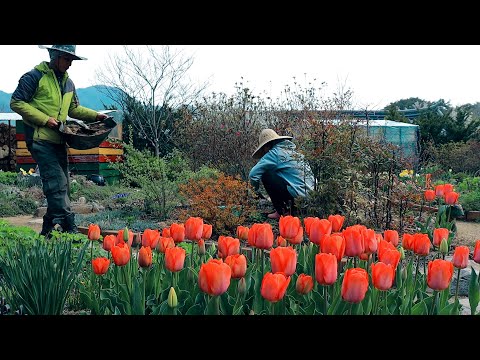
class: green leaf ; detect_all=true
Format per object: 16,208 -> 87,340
411,300 -> 428,315
469,267 -> 480,315
438,301 -> 459,315
185,303 -> 203,315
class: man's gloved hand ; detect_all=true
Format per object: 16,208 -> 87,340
96,113 -> 109,121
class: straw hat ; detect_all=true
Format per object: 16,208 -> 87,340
38,45 -> 87,60
252,129 -> 292,158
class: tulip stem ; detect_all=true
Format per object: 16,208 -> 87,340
323,285 -> 328,315
454,267 -> 461,304
97,275 -> 101,314
431,290 -> 438,315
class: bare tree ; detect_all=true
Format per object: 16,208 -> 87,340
95,45 -> 208,156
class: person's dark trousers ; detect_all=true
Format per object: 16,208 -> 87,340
261,171 -> 296,216
29,140 -> 76,233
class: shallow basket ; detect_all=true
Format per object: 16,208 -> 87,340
60,117 -> 117,150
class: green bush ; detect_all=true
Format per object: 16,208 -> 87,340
76,209 -> 160,232
0,171 -> 17,185
0,184 -> 39,216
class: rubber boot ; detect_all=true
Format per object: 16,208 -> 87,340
40,214 -> 55,238
62,213 -> 79,234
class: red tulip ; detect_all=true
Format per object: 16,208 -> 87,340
165,247 -> 186,272
169,223 -> 185,243
260,272 -> 290,303
343,225 -> 365,257
474,240 -> 480,264
270,246 -> 297,276
315,253 -> 338,285
427,259 -> 454,291
402,233 -> 415,251
444,191 -> 459,205
320,234 -> 345,262
384,229 -> 399,247
296,274 -> 314,295
362,228 -> 378,254
424,189 -> 435,202
275,235 -> 287,247
236,226 -> 249,241
161,227 -> 171,238
378,248 -> 401,271
328,214 -> 345,233
102,234 -> 116,252
371,262 -> 394,291
309,218 -> 332,247
248,223 -> 274,250
202,224 -> 213,240
435,184 -> 445,197
413,233 -> 431,256
341,268 -> 369,303
157,236 -> 175,253
433,228 -> 449,247
279,215 -> 303,244
303,217 -> 318,238
116,229 -> 133,247
224,254 -> 247,279
88,224 -> 101,241
142,228 -> 160,249
185,217 -> 203,242
138,246 -> 153,268
198,258 -> 231,296
452,246 -> 469,269
443,183 -> 454,194
217,236 -> 240,259
92,257 -> 110,275
111,242 -> 130,266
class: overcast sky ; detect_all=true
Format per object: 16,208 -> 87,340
1,45 -> 479,110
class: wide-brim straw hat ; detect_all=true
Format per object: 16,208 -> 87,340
38,45 -> 87,60
252,129 -> 293,158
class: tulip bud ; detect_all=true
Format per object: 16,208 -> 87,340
237,277 -> 246,295
134,232 -> 142,247
198,239 -> 206,255
402,266 -> 407,281
123,227 -> 129,243
209,242 -> 216,257
187,268 -> 194,283
168,287 -> 178,308
249,309 -> 255,315
399,246 -> 405,260
440,238 -> 449,255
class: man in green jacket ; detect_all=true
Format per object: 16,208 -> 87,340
10,45 -> 109,236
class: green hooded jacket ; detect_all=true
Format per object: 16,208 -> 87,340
10,61 -> 98,144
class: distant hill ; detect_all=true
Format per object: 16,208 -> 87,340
0,85 -> 121,113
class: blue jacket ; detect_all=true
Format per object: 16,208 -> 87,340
249,140 -> 314,198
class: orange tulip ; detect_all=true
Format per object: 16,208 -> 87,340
198,258 -> 231,296
296,274 -> 314,295
427,259 -> 454,291
377,239 -> 396,259
371,262 -> 394,291
433,228 -> 449,247
142,228 -> 160,249
225,254 -> 247,279
413,233 -> 431,256
276,235 -> 287,247
343,225 -> 365,258
384,229 -> 399,247
279,215 -> 303,244
341,268 -> 369,303
157,236 -> 175,253
320,234 -> 345,262
260,272 -> 290,303
435,184 -> 445,197
138,246 -> 153,268
236,226 -> 249,241
270,246 -> 297,276
309,218 -> 332,247
111,242 -> 130,266
315,252 -> 338,285
161,227 -> 171,238
170,223 -> 185,243
218,236 -> 240,259
444,191 -> 459,205
202,224 -> 213,240
452,246 -> 469,269
443,183 -> 454,194
402,233 -> 415,251
185,217 -> 203,241
362,228 -> 378,254
424,189 -> 435,202
116,229 -> 134,247
474,240 -> 480,264
378,248 -> 401,271
328,214 -> 345,232
303,217 -> 318,238
88,224 -> 101,241
165,247 -> 186,272
248,223 -> 274,250
92,257 -> 110,275
102,234 -> 116,252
